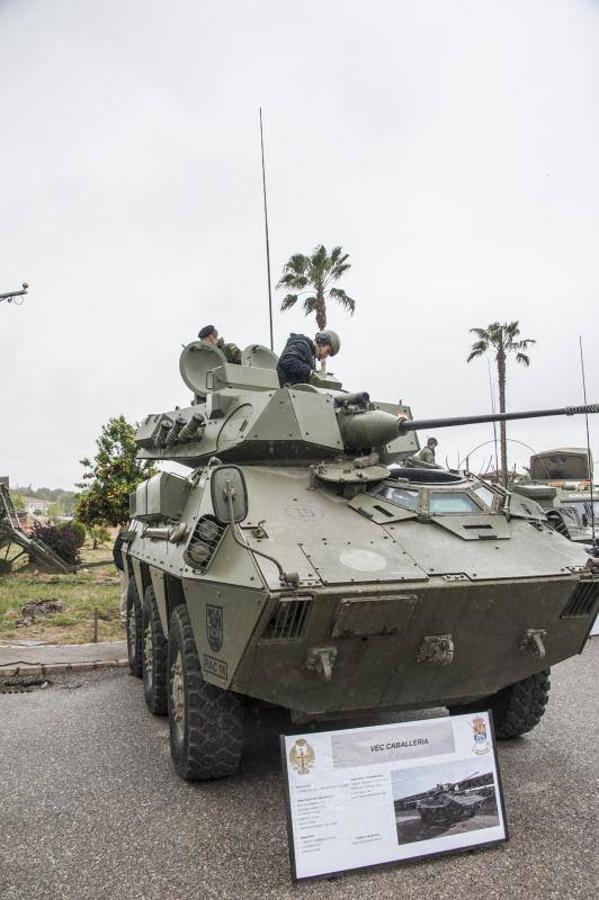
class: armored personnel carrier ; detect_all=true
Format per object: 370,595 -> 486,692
512,448 -> 597,545
119,341 -> 599,781
396,772 -> 495,829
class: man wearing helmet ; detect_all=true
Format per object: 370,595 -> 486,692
413,437 -> 440,468
276,330 -> 340,387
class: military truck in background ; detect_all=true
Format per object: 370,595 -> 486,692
513,448 -> 597,545
119,340 -> 599,781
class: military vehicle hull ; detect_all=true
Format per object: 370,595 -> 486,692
123,464 -> 597,719
121,342 -> 599,780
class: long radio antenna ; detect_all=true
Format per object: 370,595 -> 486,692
259,108 -> 274,351
579,336 -> 597,551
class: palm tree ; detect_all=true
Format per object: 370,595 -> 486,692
467,321 -> 535,487
277,245 -> 356,368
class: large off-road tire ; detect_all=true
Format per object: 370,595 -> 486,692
142,585 -> 168,716
167,604 -> 243,781
448,669 -> 551,739
489,669 -> 551,739
126,576 -> 142,678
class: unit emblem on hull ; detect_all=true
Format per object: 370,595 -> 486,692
206,604 -> 223,652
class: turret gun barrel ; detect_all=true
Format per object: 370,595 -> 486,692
397,404 -> 599,435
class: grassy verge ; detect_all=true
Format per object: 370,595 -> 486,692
0,546 -> 124,644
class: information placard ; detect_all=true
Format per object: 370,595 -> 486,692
281,712 -> 508,881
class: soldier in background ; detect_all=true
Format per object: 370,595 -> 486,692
412,437 -> 440,468
198,324 -> 242,364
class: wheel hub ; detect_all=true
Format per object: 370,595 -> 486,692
171,650 -> 185,742
128,605 -> 137,649
143,621 -> 153,687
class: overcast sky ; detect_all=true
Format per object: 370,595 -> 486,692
1,0 -> 598,489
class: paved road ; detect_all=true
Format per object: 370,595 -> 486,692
2,643 -> 598,900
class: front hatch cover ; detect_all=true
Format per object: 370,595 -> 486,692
299,539 -> 428,584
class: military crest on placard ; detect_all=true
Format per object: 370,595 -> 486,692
206,604 -> 223,653
289,738 -> 316,775
471,716 -> 491,755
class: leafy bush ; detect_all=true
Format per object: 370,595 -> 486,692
60,519 -> 86,548
31,522 -> 81,567
89,524 -> 111,548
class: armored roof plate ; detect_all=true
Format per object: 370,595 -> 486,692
299,539 -> 428,584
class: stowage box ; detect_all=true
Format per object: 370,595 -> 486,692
130,472 -> 189,521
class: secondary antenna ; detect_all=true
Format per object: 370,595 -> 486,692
259,108 -> 274,351
579,336 -> 597,552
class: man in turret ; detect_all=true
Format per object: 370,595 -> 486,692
198,324 -> 242,365
276,330 -> 340,387
412,437 -> 440,468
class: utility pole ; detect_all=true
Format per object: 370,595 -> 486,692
0,282 -> 29,305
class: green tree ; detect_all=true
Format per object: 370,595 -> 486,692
11,490 -> 26,512
89,524 -> 111,549
467,322 -> 535,487
75,416 -> 156,527
277,244 -> 356,369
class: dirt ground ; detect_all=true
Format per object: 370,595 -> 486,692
0,546 -> 123,644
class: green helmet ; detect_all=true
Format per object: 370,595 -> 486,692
316,330 -> 341,356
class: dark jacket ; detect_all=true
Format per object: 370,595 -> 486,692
277,334 -> 316,386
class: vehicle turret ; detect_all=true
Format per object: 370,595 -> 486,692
135,341 -> 599,465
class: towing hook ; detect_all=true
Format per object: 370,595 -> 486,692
520,628 -> 547,659
306,647 -> 337,682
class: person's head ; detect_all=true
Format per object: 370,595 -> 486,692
198,324 -> 219,346
427,437 -> 438,449
314,330 -> 340,360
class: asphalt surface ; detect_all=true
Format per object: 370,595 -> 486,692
1,642 -> 598,900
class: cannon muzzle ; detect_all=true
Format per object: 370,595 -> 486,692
396,404 -> 599,435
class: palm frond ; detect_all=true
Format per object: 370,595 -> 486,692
302,296 -> 318,315
469,327 -> 491,340
277,272 -> 309,290
311,244 -> 327,269
329,287 -> 356,313
330,261 -> 351,281
515,352 -> 531,367
466,340 -> 488,362
280,293 -> 299,311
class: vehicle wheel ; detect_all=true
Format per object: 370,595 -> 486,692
126,576 -> 142,678
142,585 -> 168,715
489,669 -> 551,739
167,604 -> 243,781
448,669 -> 551,739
